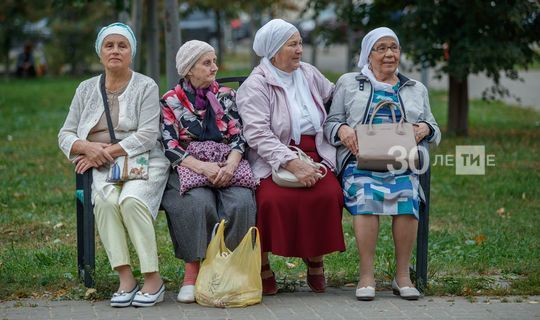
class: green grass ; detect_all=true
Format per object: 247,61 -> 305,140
0,75 -> 539,301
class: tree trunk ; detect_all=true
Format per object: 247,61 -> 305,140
448,74 -> 469,136
310,20 -> 318,67
346,26 -> 355,71
69,41 -> 79,76
248,4 -> 261,69
131,0 -> 143,72
310,41 -> 318,68
164,0 -> 181,89
346,0 -> 355,72
118,0 -> 130,22
214,9 -> 223,67
3,33 -> 11,78
146,0 -> 160,86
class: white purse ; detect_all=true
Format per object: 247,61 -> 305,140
271,146 -> 327,188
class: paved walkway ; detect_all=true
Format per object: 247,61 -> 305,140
1,288 -> 539,320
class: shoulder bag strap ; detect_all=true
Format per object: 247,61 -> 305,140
99,74 -> 120,144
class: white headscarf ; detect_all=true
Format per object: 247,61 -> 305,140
357,27 -> 400,92
253,19 -> 298,59
95,22 -> 137,58
254,19 -> 321,144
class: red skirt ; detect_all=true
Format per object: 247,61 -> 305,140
256,135 -> 345,258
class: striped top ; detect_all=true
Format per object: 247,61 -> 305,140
368,82 -> 402,124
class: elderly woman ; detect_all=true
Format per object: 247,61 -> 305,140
58,23 -> 168,307
324,27 -> 441,300
236,19 -> 345,295
160,40 -> 256,303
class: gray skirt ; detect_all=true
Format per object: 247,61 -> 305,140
161,170 -> 257,262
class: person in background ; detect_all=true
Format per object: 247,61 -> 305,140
16,42 -> 36,77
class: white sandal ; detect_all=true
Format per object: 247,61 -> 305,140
392,279 -> 420,300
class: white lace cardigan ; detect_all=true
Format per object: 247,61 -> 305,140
58,72 -> 169,218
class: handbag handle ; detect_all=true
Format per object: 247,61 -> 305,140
289,146 -> 328,178
367,100 -> 407,135
99,74 -> 121,144
370,100 -> 398,124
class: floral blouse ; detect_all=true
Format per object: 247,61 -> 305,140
160,80 -> 246,168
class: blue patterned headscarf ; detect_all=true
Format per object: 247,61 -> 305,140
95,22 -> 137,58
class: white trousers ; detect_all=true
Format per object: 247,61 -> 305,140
94,187 -> 159,273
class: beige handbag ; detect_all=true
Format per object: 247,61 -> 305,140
355,100 -> 418,172
272,146 -> 327,188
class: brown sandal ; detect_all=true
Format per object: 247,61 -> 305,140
261,263 -> 278,295
302,258 -> 326,293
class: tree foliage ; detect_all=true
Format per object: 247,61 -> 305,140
383,1 -> 540,82
305,0 -> 369,42
374,0 -> 540,135
307,0 -> 540,135
47,1 -> 117,75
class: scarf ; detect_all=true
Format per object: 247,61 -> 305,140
262,58 -> 321,144
175,79 -> 224,141
361,65 -> 398,93
253,19 -> 298,59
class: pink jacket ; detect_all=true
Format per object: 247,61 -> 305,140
236,62 -> 336,179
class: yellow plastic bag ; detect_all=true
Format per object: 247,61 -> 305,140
195,220 -> 262,308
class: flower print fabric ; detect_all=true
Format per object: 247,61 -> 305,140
176,141 -> 258,194
160,79 -> 247,168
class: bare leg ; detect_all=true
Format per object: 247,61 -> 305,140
392,215 -> 418,287
115,265 -> 137,292
353,215 -> 379,288
182,261 -> 200,286
141,271 -> 163,293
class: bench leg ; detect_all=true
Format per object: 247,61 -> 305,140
416,202 -> 429,292
414,140 -> 430,293
76,178 -> 85,281
82,171 -> 95,288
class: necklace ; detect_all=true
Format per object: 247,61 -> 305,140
106,70 -> 132,93
106,82 -> 129,95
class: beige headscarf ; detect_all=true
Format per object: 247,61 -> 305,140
175,40 -> 215,78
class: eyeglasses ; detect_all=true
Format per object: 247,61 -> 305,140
371,44 -> 401,54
